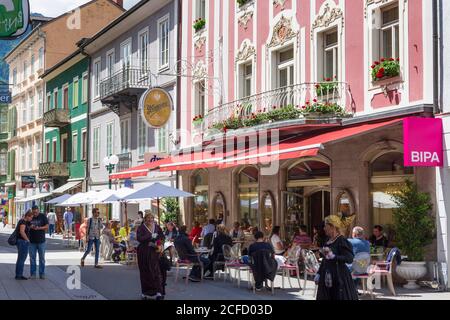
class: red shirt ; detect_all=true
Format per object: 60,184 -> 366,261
189,226 -> 202,241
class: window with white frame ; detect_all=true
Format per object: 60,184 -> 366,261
46,94 -> 51,112
120,40 -> 132,68
241,62 -> 253,98
196,0 -> 206,20
29,93 -> 34,122
21,100 -> 26,125
93,126 -> 100,166
139,29 -> 149,71
106,122 -> 114,157
106,49 -> 115,77
72,131 -> 78,162
81,129 -> 87,161
45,141 -> 50,162
52,139 -> 57,162
323,28 -> 338,80
37,89 -> 43,117
35,138 -> 41,167
63,86 -> 69,109
120,118 -> 130,154
158,125 -> 168,153
23,60 -> 28,79
195,81 -> 206,117
82,73 -> 88,103
94,59 -> 101,98
27,139 -> 32,170
159,17 -> 170,69
31,55 -> 35,74
380,4 -> 399,59
12,68 -> 17,86
138,114 -> 147,158
277,47 -> 294,88
73,78 -> 79,108
54,89 -> 58,109
20,144 -> 25,171
38,47 -> 44,69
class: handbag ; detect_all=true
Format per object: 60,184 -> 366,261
8,223 -> 19,246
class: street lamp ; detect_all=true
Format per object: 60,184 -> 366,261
103,155 -> 119,220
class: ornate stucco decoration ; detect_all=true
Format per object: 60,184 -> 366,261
236,40 -> 256,63
364,0 -> 405,18
273,0 -> 287,9
238,10 -> 254,29
193,60 -> 207,79
312,2 -> 343,30
194,36 -> 206,50
267,15 -> 298,48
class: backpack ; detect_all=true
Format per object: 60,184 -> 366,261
8,222 -> 20,246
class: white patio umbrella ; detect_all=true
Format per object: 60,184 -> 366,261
102,188 -> 137,228
58,191 -> 100,207
121,183 -> 195,224
46,194 -> 72,205
89,189 -> 116,204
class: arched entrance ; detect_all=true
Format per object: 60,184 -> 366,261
212,192 -> 226,224
192,169 -> 209,225
237,166 -> 259,228
285,159 -> 331,239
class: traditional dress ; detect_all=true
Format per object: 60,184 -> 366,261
316,235 -> 359,300
137,223 -> 166,297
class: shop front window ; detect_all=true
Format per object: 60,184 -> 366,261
238,166 -> 259,228
370,152 -> 414,242
193,170 -> 209,225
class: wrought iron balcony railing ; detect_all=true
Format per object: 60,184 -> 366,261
39,162 -> 69,179
200,82 -> 354,132
43,108 -> 70,128
99,66 -> 152,101
116,152 -> 132,173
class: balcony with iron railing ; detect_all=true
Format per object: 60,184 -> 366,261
43,108 -> 70,128
39,162 -> 69,179
196,82 -> 354,135
116,152 -> 132,173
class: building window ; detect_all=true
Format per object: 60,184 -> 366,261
120,119 -> 130,153
238,166 -> 259,228
21,144 -> 25,171
72,132 -> 78,162
323,29 -> 338,80
106,50 -> 115,77
193,169 -> 209,225
195,81 -> 206,117
38,47 -> 44,69
54,89 -> 58,109
106,122 -> 114,157
139,29 -> 149,71
241,63 -> 252,98
31,55 -> 35,74
81,129 -> 87,161
12,68 -> 17,85
196,0 -> 206,20
277,48 -> 294,88
37,89 -> 43,117
63,86 -> 69,109
0,108 -> 8,133
21,100 -> 26,125
23,60 -> 28,79
120,40 -> 132,68
93,127 -> 100,167
158,125 -> 168,153
94,59 -> 101,98
73,79 -> 79,108
27,140 -> 32,170
380,4 -> 399,59
45,141 -> 50,162
29,93 -> 34,122
52,139 -> 57,162
46,94 -> 51,112
138,114 -> 147,158
35,138 -> 41,168
0,151 -> 8,176
159,17 -> 170,69
82,73 -> 88,103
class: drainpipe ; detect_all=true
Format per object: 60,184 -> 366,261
176,0 -> 182,222
433,0 -> 441,114
80,48 -> 91,193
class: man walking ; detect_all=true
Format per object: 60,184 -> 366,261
63,207 -> 73,239
81,208 -> 103,268
29,205 -> 49,279
47,210 -> 56,237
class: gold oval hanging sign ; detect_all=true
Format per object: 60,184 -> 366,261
139,87 -> 172,128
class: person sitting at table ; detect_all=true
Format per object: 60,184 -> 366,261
189,221 -> 202,246
201,219 -> 216,248
270,226 -> 285,256
164,222 -> 179,242
369,225 -> 389,249
248,231 -> 278,291
313,222 -> 328,248
205,224 -> 233,279
292,225 -> 313,248
347,226 -> 371,287
230,222 -> 245,241
174,226 -> 211,282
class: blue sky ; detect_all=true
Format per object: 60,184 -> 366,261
29,0 -> 140,17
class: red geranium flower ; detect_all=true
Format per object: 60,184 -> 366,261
315,84 -> 320,88
374,61 -> 380,65
371,65 -> 376,69
396,58 -> 400,62
313,99 -> 317,103
380,58 -> 386,62
389,58 -> 395,61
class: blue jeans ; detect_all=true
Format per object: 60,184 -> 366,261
188,255 -> 210,279
82,238 -> 101,266
48,224 -> 55,237
16,239 -> 29,278
29,242 -> 46,276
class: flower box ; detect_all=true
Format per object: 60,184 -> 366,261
193,18 -> 206,32
371,58 -> 400,82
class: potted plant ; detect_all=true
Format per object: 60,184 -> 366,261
315,77 -> 338,97
301,100 -> 347,119
371,58 -> 400,82
391,180 -> 435,289
237,0 -> 250,7
193,18 -> 206,32
192,115 -> 204,128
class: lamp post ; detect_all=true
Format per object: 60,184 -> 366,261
103,155 -> 119,220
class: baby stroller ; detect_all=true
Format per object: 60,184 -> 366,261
111,241 -> 127,263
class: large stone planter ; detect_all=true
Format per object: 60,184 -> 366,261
396,261 -> 428,289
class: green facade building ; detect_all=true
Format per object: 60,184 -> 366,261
41,51 -> 88,194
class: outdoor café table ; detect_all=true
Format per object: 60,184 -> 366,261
195,247 -> 211,255
370,253 -> 384,262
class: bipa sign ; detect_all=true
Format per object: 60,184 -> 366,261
404,117 -> 443,167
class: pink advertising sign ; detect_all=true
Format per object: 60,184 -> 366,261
404,117 -> 443,167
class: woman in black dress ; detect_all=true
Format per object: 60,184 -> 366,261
315,215 -> 358,300
137,213 -> 166,300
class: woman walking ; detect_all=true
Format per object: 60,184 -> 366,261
15,210 -> 33,280
315,215 -> 358,300
137,213 -> 166,300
